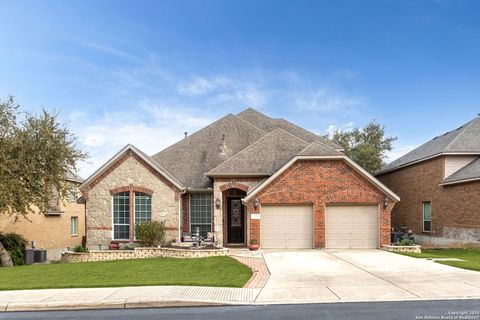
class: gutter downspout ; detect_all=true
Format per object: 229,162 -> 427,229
178,189 -> 187,242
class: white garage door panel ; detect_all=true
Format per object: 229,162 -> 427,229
261,205 -> 313,249
326,205 -> 378,249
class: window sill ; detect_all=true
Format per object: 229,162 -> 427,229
71,234 -> 78,237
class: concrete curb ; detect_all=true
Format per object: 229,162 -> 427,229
2,299 -> 235,312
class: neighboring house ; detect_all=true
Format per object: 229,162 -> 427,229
80,108 -> 399,250
0,174 -> 85,260
376,115 -> 480,247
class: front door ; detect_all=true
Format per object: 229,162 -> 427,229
227,197 -> 245,244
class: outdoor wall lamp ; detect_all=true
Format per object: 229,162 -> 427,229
215,197 -> 221,209
254,198 -> 260,209
383,197 -> 389,209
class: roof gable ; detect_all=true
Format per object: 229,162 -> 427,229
442,156 -> 480,185
244,155 -> 400,202
379,116 -> 480,174
80,144 -> 183,192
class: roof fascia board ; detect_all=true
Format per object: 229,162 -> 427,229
440,177 -> 480,186
205,172 -> 270,178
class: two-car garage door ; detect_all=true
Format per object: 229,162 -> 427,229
260,204 -> 379,249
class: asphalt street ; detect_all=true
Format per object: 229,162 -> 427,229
0,299 -> 479,320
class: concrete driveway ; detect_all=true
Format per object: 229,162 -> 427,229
256,250 -> 480,303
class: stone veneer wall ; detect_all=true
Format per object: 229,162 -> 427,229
85,155 -> 180,249
61,247 -> 229,263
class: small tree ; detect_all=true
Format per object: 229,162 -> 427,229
0,96 -> 87,217
330,121 -> 397,174
135,221 -> 166,247
0,233 -> 27,266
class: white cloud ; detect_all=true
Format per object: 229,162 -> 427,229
326,121 -> 355,138
293,88 -> 366,112
72,103 -> 215,178
177,76 -> 231,95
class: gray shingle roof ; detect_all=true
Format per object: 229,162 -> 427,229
152,108 -> 343,189
297,141 -> 342,157
378,116 -> 480,174
152,114 -> 266,189
443,156 -> 480,184
207,129 -> 308,176
236,108 -> 343,150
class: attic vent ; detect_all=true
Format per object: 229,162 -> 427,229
219,134 -> 227,155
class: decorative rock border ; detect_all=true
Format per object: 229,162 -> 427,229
382,245 -> 422,254
61,247 -> 229,263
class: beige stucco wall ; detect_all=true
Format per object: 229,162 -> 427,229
0,196 -> 85,261
85,156 -> 179,249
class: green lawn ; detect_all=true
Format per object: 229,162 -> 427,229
0,256 -> 252,291
398,248 -> 480,272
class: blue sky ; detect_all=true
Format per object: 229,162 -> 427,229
1,0 -> 480,177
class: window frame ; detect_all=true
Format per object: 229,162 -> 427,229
111,190 -> 153,241
422,201 -> 432,233
112,192 -> 131,241
133,192 -> 152,240
189,193 -> 213,237
70,216 -> 78,236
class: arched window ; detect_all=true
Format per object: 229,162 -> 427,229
112,191 -> 152,241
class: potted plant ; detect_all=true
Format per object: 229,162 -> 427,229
249,239 -> 260,251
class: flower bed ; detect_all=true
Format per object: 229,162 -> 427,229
382,244 -> 422,254
61,247 -> 229,263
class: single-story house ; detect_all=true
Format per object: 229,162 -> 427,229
0,174 -> 85,260
80,108 -> 399,250
376,115 -> 480,247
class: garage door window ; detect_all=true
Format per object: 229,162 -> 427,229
423,201 -> 432,232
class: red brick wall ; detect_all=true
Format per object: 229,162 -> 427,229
246,159 -> 395,248
377,156 -> 480,239
182,193 -> 189,233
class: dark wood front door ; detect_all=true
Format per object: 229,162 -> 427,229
227,197 -> 245,244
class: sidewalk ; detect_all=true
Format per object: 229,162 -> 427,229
0,286 -> 261,312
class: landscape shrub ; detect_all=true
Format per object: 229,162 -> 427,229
135,220 -> 166,247
399,239 -> 414,246
73,245 -> 87,253
0,232 -> 27,266
121,243 -> 135,250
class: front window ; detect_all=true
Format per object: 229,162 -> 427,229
134,192 -> 152,237
71,216 -> 78,235
113,192 -> 130,240
113,191 -> 152,240
423,201 -> 432,232
190,193 -> 212,237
